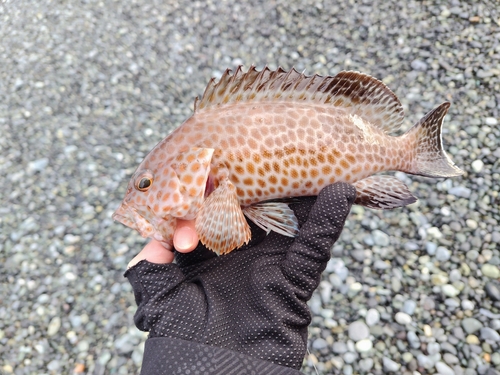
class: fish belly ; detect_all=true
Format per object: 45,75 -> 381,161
178,102 -> 404,206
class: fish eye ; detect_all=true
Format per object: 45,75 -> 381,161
138,178 -> 152,191
135,172 -> 154,192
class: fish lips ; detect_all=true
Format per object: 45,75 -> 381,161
112,202 -> 152,236
112,203 -> 134,228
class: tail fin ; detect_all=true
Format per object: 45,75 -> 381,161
405,102 -> 464,178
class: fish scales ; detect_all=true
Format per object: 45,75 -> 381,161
113,66 -> 464,255
168,103 -> 404,206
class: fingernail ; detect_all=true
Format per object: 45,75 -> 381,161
175,226 -> 198,251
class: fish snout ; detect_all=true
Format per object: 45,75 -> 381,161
112,203 -> 130,225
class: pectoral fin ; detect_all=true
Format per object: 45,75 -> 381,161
353,175 -> 417,209
195,179 -> 251,255
243,202 -> 299,237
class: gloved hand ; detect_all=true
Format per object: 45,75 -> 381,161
125,183 -> 356,375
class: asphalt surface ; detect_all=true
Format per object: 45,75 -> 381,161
1,0 -> 499,374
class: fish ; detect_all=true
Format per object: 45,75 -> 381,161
113,66 -> 464,255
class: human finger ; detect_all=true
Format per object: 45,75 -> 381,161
127,239 -> 175,269
173,219 -> 199,253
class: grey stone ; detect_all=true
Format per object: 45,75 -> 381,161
114,333 -> 139,354
436,246 -> 451,262
441,341 -> 458,355
462,318 -> 483,334
417,354 -> 437,369
411,59 -> 428,71
427,342 -> 440,355
485,282 -> 500,301
482,264 -> 500,279
374,259 -> 390,270
395,312 -> 412,325
372,230 -> 390,246
448,186 -> 472,198
348,321 -> 370,341
426,242 -> 437,255
402,352 -> 413,363
312,338 -> 328,349
485,117 -> 498,126
436,361 -> 456,375
365,308 -> 380,326
383,357 -> 401,372
343,351 -> 357,364
480,327 -> 500,342
442,284 -> 460,297
47,317 -> 61,337
28,158 -> 49,173
343,364 -> 353,375
443,353 -> 459,365
402,300 -> 417,315
355,339 -> 373,353
332,342 -> 348,354
407,331 -> 420,349
358,358 -> 374,372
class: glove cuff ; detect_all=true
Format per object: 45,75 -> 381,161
140,336 -> 303,375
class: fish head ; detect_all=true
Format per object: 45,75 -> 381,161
113,147 -> 215,244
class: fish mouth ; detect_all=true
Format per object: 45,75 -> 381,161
112,202 -> 137,229
113,202 -> 169,241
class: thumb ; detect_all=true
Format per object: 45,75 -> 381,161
173,219 -> 199,253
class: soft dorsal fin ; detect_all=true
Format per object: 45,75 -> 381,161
194,66 -> 405,134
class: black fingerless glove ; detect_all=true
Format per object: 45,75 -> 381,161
125,183 -> 356,375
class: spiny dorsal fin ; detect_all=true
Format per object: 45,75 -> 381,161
194,65 -> 405,134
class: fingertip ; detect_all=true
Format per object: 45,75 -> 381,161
174,220 -> 199,253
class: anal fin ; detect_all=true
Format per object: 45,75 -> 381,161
195,179 -> 251,255
353,175 -> 417,209
243,202 -> 299,237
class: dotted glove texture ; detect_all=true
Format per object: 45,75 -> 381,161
126,183 -> 355,374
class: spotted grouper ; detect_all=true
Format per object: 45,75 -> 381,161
113,66 -> 464,255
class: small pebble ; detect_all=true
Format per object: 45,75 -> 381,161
435,361 -> 455,375
332,342 -> 348,354
407,331 -> 420,349
47,317 -> 61,337
442,284 -> 460,297
372,230 -> 390,246
448,186 -> 471,198
343,352 -> 357,364
402,352 -> 413,363
436,246 -> 451,262
358,358 -> 373,372
383,357 -> 401,372
471,159 -> 484,173
443,353 -> 459,365
461,300 -> 475,310
365,308 -> 380,326
484,117 -> 498,125
427,342 -> 440,355
466,334 -> 480,345
348,321 -> 370,342
312,338 -> 328,350
402,300 -> 417,315
462,318 -> 483,334
480,327 -> 500,342
485,282 -> 500,301
355,339 -> 373,353
482,264 -> 500,279
395,312 -> 412,325
28,158 -> 49,173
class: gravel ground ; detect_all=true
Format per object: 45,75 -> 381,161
1,0 -> 499,374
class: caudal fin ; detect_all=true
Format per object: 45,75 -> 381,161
405,102 -> 464,178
